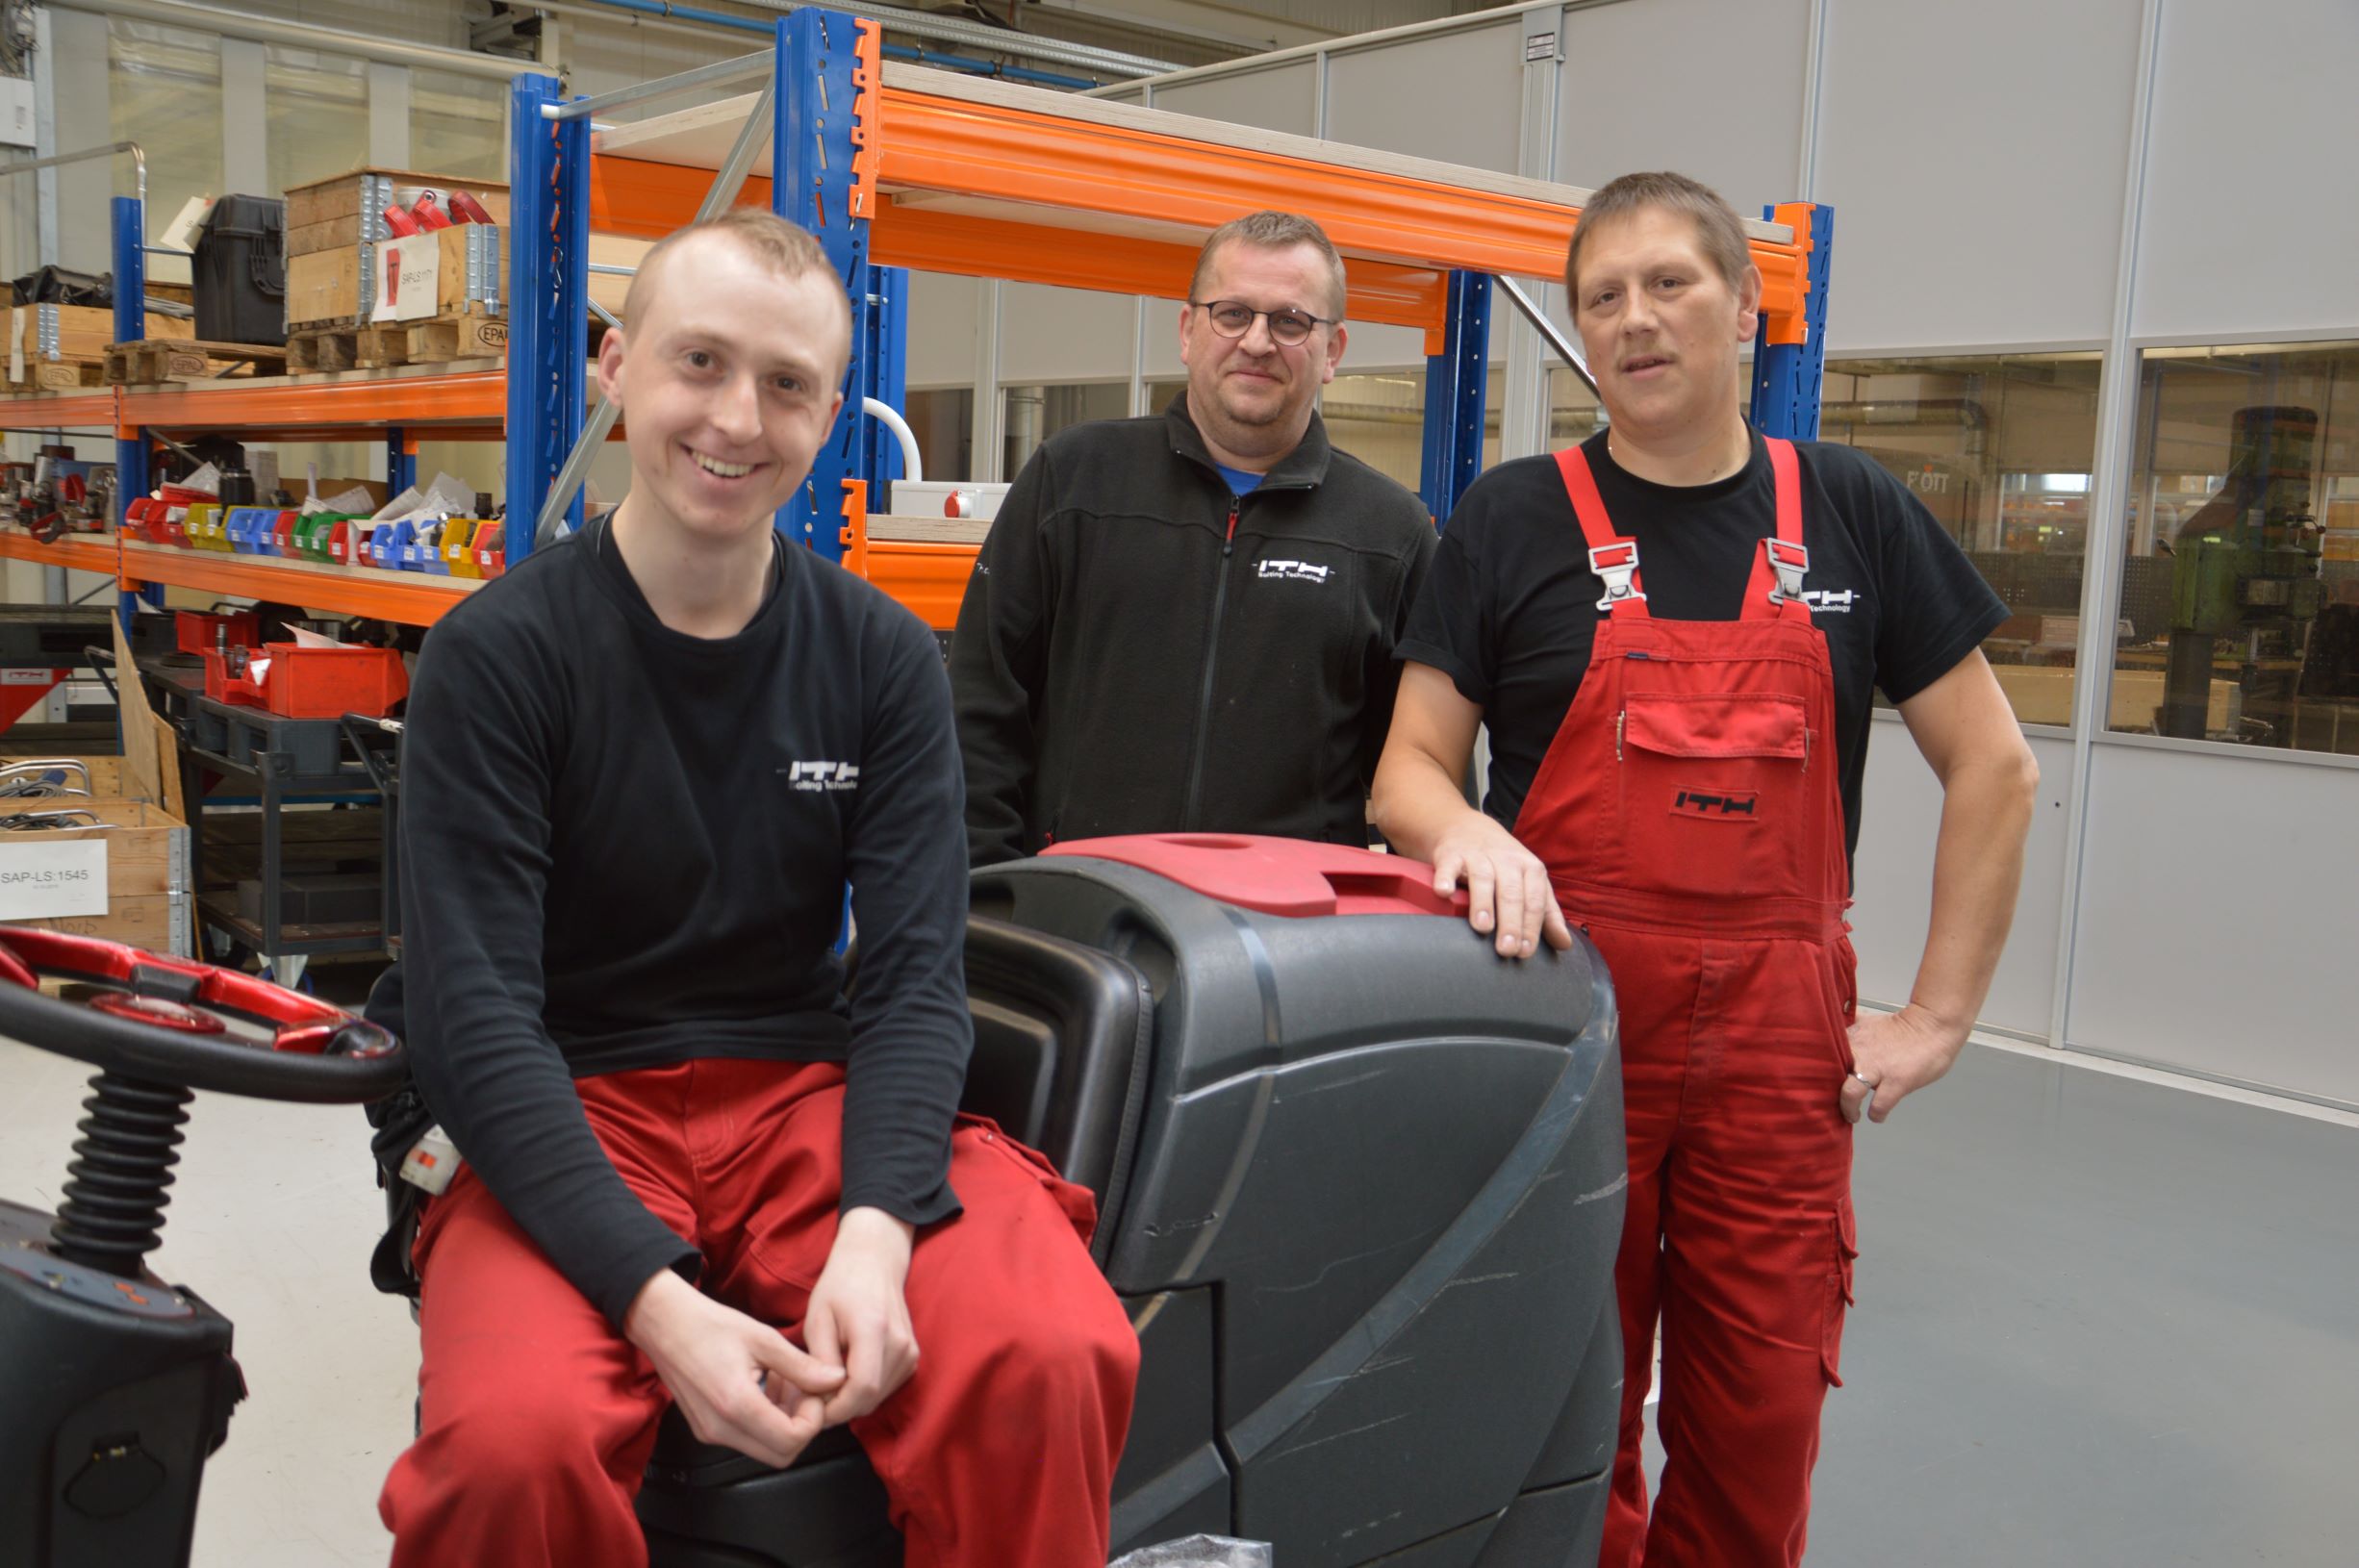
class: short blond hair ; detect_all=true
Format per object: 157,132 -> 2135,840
1563,171 -> 1752,305
1189,211 -> 1349,321
622,207 -> 850,328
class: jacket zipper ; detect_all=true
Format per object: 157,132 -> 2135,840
1179,498 -> 1241,829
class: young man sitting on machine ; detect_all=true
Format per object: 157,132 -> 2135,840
374,207 -> 1139,1568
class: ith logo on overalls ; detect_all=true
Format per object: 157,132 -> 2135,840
1672,789 -> 1761,821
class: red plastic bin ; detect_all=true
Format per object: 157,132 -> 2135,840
201,644 -> 409,720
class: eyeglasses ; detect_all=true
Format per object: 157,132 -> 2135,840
1190,299 -> 1333,347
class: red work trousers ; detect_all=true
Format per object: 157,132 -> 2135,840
1590,923 -> 1857,1568
377,1058 -> 1140,1568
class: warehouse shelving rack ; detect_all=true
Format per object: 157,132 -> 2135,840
0,11 -> 1836,631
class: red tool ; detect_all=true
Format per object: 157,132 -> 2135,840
446,190 -> 495,226
381,203 -> 421,238
411,195 -> 452,232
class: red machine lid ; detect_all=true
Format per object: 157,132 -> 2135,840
1043,833 -> 1468,920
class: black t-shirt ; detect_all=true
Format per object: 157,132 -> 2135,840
394,516 -> 973,1328
1397,427 -> 2007,855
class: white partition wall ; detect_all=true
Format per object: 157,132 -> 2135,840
1849,721 -> 2072,1041
1151,62 -> 1322,136
2070,744 -> 2359,1103
1555,0 -> 1810,218
1814,0 -> 2143,351
2129,0 -> 2359,343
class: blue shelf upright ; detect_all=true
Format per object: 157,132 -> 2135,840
111,194 -> 161,624
777,11 -> 901,560
1418,268 -> 1492,523
505,69 -> 590,565
1748,202 -> 1834,442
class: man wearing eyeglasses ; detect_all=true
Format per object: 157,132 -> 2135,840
951,210 -> 1436,866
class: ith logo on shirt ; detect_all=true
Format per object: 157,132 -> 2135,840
1257,559 -> 1332,583
784,761 -> 861,792
1801,589 -> 1857,614
1672,789 -> 1761,821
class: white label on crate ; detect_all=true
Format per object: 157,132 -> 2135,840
0,840 -> 110,921
371,236 -> 442,324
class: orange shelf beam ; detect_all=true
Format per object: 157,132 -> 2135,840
872,197 -> 1449,334
864,540 -> 978,632
867,84 -> 1807,331
0,389 -> 119,430
118,544 -> 476,628
591,154 -> 774,240
0,528 -> 119,574
119,370 -> 509,433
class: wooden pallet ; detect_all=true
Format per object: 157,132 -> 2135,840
288,314 -> 505,372
104,339 -> 290,386
8,360 -> 108,391
403,314 -> 507,362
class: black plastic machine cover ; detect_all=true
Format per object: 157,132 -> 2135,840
642,834 -> 1626,1568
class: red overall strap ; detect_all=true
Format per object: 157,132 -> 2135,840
1741,436 -> 1814,623
1555,444 -> 1648,620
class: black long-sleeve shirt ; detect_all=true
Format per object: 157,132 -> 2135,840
395,516 -> 973,1328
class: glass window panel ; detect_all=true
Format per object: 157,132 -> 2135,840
110,21 -> 222,244
1548,365 -> 1603,446
902,388 -> 973,484
1001,382 -> 1127,476
410,67 -> 507,185
1319,365 -> 1506,494
1820,353 -> 2103,726
266,46 -> 369,198
2115,341 -> 2359,756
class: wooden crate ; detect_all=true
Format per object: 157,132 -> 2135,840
283,167 -> 510,256
286,247 -> 364,330
105,339 -> 289,386
10,305 -> 192,384
0,797 -> 190,957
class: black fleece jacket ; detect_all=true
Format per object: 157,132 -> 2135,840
950,396 -> 1436,867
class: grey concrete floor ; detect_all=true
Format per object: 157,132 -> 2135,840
5,1034 -> 2355,1565
1799,1043 -> 2359,1567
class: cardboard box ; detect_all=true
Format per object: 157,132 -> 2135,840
283,167 -> 511,254
0,797 -> 191,956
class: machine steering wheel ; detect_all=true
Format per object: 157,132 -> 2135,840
0,927 -> 404,1284
0,926 -> 403,1103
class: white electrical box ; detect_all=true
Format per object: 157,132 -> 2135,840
0,78 -> 34,151
887,479 -> 1010,522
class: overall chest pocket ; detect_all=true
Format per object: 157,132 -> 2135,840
1615,689 -> 1816,901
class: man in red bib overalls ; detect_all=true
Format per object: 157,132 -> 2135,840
1372,172 -> 2039,1566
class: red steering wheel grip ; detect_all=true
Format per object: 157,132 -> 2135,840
0,928 -> 405,1103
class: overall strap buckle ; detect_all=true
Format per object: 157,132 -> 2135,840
1763,537 -> 1810,606
1589,541 -> 1645,613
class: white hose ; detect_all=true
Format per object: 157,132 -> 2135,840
861,397 -> 924,487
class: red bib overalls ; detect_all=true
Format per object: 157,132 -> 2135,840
1513,440 -> 1860,1567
